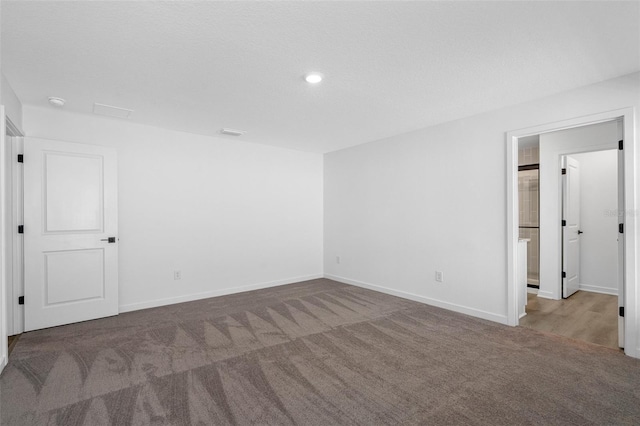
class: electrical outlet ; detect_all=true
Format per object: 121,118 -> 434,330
435,271 -> 443,282
336,256 -> 341,264
174,270 -> 181,280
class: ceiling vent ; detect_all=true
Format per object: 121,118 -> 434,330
220,128 -> 246,136
93,103 -> 133,119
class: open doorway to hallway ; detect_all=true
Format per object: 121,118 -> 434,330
516,121 -> 622,350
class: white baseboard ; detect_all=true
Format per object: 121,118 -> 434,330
537,290 -> 555,299
526,288 -> 539,294
0,355 -> 7,374
324,274 -> 508,325
579,284 -> 618,296
119,274 -> 324,313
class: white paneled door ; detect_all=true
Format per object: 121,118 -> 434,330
24,138 -> 118,331
562,156 -> 581,298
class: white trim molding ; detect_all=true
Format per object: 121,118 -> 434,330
119,274 -> 324,313
536,290 -> 555,300
325,274 -> 508,325
579,284 -> 618,296
5,116 -> 22,138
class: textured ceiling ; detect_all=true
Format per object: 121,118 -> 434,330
2,1 -> 639,153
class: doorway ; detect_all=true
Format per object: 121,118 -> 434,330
4,136 -> 119,337
506,108 -> 638,358
517,137 -> 540,290
519,141 -> 621,349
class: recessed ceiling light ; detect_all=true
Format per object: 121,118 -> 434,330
304,73 -> 323,84
48,97 -> 66,107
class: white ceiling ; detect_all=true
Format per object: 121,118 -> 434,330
2,1 -> 639,153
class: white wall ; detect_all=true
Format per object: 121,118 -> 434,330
324,72 -> 639,326
21,106 -> 324,313
539,121 -> 618,299
572,150 -> 619,295
1,73 -> 23,132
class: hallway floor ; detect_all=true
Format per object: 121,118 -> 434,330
520,291 -> 620,350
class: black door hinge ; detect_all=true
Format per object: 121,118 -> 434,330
562,220 -> 566,226
619,223 -> 624,234
562,271 -> 567,278
619,306 -> 624,317
619,140 -> 623,150
18,225 -> 24,234
561,168 -> 566,175
17,154 -> 23,163
18,296 -> 24,305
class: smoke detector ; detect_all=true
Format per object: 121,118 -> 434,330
220,128 -> 246,136
48,97 -> 66,107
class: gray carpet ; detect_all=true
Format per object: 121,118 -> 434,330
1,278 -> 639,425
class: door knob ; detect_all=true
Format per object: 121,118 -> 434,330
101,237 -> 116,243
577,230 -> 584,235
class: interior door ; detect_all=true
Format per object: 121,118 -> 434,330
24,137 -> 118,331
617,120 -> 625,348
562,156 -> 581,298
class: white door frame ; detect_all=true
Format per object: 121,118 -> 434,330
506,107 -> 638,358
1,114 -> 24,372
8,136 -> 24,335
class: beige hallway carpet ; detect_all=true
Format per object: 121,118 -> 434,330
1,278 -> 639,425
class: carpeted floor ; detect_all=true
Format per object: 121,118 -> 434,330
1,278 -> 639,425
